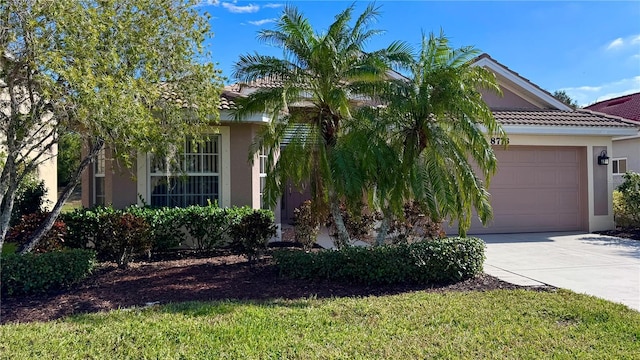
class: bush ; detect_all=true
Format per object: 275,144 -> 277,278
1,249 -> 96,296
326,203 -> 376,243
181,205 -> 229,251
7,212 -> 66,253
10,179 -> 47,226
387,201 -> 445,244
94,212 -> 152,268
273,237 -> 485,285
127,206 -> 185,252
60,205 -> 276,260
615,171 -> 640,228
293,200 -> 319,251
229,210 -> 277,264
61,206 -> 115,250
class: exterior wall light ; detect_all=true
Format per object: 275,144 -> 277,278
597,150 -> 610,166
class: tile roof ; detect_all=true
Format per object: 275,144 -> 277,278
584,92 -> 640,123
219,91 -> 239,110
492,109 -> 638,128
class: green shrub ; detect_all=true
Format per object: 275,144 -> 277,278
59,205 -> 274,260
229,210 -> 277,263
181,205 -> 230,251
1,249 -> 96,296
387,201 -> 445,244
10,179 -> 47,226
61,206 -> 116,250
293,200 -> 319,251
273,237 -> 485,285
616,172 -> 640,228
94,212 -> 152,268
7,212 -> 66,253
127,206 -> 185,252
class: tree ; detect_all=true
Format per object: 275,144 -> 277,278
553,90 -> 578,108
342,32 -> 505,243
233,3 -> 410,247
0,0 -> 222,254
57,132 -> 81,187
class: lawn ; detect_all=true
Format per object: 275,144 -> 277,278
2,289 -> 638,359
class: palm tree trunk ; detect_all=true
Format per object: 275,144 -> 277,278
376,211 -> 391,246
330,199 -> 350,248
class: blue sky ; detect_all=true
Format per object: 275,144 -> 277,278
199,1 -> 640,107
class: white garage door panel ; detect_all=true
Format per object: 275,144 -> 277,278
468,146 -> 586,234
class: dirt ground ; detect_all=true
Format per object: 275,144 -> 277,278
0,252 -> 554,324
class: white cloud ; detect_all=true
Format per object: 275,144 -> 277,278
605,34 -> 640,51
263,3 -> 283,8
248,18 -> 277,26
561,76 -> 640,106
222,2 -> 260,13
607,37 -> 624,50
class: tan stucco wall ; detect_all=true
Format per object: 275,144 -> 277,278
481,86 -> 539,110
612,137 -> 640,188
227,122 -> 261,208
107,156 -> 137,209
506,134 -> 614,232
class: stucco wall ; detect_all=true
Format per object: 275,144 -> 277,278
227,122 -> 261,208
107,156 -> 138,209
612,137 -> 640,188
481,86 -> 539,110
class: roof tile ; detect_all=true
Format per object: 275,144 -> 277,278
493,109 -> 637,128
585,92 -> 640,123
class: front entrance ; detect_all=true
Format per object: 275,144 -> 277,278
281,181 -> 312,225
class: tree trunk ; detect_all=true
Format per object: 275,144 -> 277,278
0,159 -> 19,252
0,183 -> 17,252
376,211 -> 391,246
330,200 -> 350,248
20,139 -> 104,254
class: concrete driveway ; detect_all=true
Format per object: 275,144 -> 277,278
482,232 -> 640,311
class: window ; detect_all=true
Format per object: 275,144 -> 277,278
149,136 -> 220,207
612,158 -> 627,175
259,148 -> 268,209
93,148 -> 105,206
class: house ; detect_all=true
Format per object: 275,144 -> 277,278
81,54 -> 639,235
1,52 -> 58,209
585,92 -> 640,188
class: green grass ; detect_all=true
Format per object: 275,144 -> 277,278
2,290 -> 639,359
1,242 -> 17,255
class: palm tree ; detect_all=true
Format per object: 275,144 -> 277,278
233,4 -> 410,247
347,32 -> 506,243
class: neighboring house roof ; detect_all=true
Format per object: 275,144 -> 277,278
585,92 -> 640,123
493,109 -> 638,128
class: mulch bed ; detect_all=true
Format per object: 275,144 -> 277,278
594,227 -> 640,241
0,252 -> 554,325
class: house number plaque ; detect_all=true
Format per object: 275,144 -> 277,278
490,137 -> 510,145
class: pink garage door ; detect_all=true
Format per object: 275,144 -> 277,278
467,146 -> 588,234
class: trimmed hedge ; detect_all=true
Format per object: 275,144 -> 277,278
1,249 -> 96,296
273,237 -> 485,285
60,205 -> 276,259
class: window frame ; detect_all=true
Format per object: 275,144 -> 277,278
148,135 -> 221,208
612,158 -> 628,175
93,147 -> 106,206
258,147 -> 268,209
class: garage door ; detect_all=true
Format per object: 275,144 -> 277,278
468,146 -> 587,234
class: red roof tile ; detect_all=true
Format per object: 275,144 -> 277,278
585,92 -> 640,123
